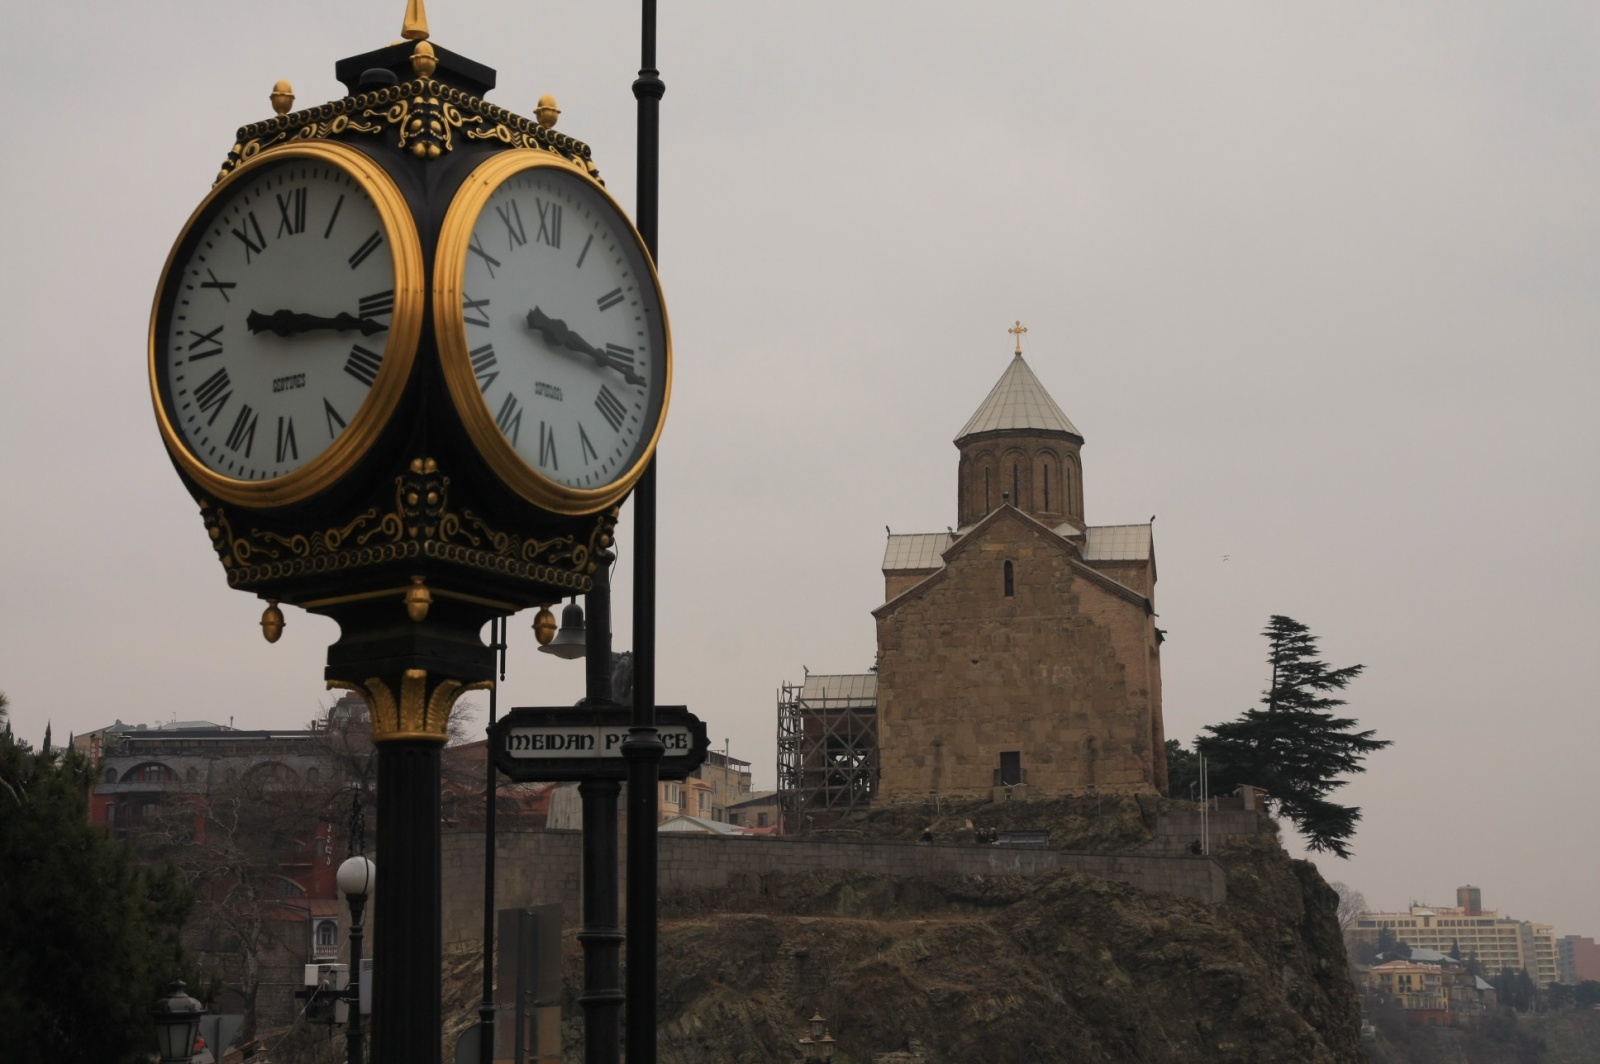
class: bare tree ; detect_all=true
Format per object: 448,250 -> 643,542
1329,880 -> 1368,932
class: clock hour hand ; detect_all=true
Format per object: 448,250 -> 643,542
524,306 -> 645,386
246,309 -> 386,338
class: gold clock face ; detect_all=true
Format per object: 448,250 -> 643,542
434,151 -> 671,515
149,141 -> 424,508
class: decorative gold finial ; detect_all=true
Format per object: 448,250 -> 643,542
402,0 -> 430,41
410,40 -> 438,78
535,94 -> 561,129
270,80 -> 295,116
405,577 -> 432,623
260,600 -> 285,643
1008,320 -> 1028,356
532,604 -> 557,645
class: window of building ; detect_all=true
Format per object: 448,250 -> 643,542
104,767 -> 118,783
984,469 -> 991,514
999,751 -> 1022,785
757,812 -> 769,827
316,920 -> 338,946
1043,465 -> 1051,510
1003,560 -> 1014,597
1012,465 -> 1020,505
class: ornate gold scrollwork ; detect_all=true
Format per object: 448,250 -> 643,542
330,670 -> 490,743
217,80 -> 600,185
197,457 -> 597,594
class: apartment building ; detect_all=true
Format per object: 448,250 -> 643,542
1350,886 -> 1559,986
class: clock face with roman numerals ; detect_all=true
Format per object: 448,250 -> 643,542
150,142 -> 423,507
435,152 -> 671,515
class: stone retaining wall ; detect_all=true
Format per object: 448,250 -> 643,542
441,829 -> 1228,945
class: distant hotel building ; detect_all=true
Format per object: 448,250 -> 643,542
1350,885 -> 1559,986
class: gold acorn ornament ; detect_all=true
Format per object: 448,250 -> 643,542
269,79 -> 295,115
535,94 -> 560,129
410,40 -> 438,78
532,604 -> 557,645
260,600 -> 285,643
405,577 -> 432,622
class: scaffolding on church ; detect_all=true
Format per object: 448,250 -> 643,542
776,672 -> 879,832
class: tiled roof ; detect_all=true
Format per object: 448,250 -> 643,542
956,355 -> 1080,441
798,673 -> 877,708
1083,524 -> 1152,561
882,533 -> 954,570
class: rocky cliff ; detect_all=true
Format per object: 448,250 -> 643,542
439,797 -> 1366,1063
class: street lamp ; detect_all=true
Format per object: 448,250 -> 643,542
151,979 -> 205,1064
539,599 -> 587,658
337,855 -> 375,1064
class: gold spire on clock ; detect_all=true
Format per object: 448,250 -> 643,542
1008,320 -> 1028,356
402,0 -> 430,41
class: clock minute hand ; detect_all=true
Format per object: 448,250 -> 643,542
524,306 -> 646,386
246,309 -> 386,338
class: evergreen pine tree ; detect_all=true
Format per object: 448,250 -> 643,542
0,697 -> 197,1063
1197,615 -> 1390,857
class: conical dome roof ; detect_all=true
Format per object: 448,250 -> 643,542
955,353 -> 1080,441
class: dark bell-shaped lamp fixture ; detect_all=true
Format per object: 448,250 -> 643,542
539,599 -> 587,659
152,979 -> 205,1064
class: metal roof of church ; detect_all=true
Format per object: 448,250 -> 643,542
882,533 -> 954,570
1082,524 -> 1153,561
955,354 -> 1080,441
882,522 -> 1151,570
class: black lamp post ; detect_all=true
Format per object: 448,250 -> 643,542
337,855 -> 375,1064
625,5 -> 667,1062
151,979 -> 205,1064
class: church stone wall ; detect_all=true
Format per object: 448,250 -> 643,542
875,511 -> 1161,800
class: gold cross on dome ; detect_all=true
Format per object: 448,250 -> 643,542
1008,320 -> 1028,355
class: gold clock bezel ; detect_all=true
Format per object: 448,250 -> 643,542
434,150 -> 673,515
149,140 -> 426,509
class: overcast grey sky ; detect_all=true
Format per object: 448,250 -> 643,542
2,2 -> 1595,939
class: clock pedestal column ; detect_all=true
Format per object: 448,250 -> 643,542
324,596 -> 497,1064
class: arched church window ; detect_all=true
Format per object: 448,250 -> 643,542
1003,560 -> 1015,597
1043,465 -> 1051,511
1065,465 -> 1074,513
984,469 -> 991,514
1012,465 -> 1020,505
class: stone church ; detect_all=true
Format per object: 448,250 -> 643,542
875,331 -> 1168,799
778,330 -> 1168,818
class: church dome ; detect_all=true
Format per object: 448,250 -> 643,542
954,351 -> 1080,442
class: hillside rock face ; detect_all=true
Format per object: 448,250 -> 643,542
639,837 -> 1362,1064
438,799 -> 1363,1063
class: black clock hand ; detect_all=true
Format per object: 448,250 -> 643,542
524,306 -> 646,386
246,309 -> 387,338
